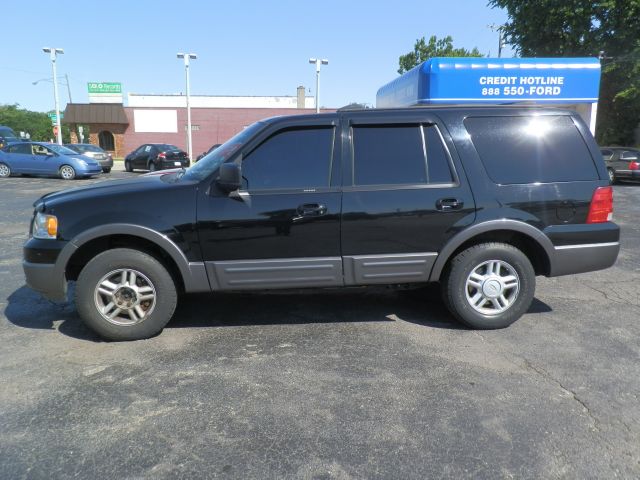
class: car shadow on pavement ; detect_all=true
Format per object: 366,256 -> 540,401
5,283 -> 553,341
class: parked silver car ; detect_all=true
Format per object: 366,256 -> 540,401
64,143 -> 113,173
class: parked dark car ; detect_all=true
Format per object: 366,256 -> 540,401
0,142 -> 101,179
23,107 -> 619,340
196,144 -> 222,161
124,144 -> 190,172
600,146 -> 640,183
0,125 -> 21,149
65,143 -> 114,173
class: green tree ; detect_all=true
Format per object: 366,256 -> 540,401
488,0 -> 640,146
0,104 -> 71,143
398,35 -> 483,74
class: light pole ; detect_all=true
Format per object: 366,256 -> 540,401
177,52 -> 197,160
309,58 -> 328,113
487,24 -> 505,58
42,48 -> 64,144
33,74 -> 73,103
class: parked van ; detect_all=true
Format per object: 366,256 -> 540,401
0,126 -> 20,148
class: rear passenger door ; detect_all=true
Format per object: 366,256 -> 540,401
340,112 -> 476,285
6,143 -> 37,173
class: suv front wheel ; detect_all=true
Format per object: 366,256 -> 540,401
442,242 -> 535,329
75,248 -> 178,340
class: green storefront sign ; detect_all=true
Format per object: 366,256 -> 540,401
87,82 -> 122,94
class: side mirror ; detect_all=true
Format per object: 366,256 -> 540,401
46,151 -> 55,156
216,163 -> 242,192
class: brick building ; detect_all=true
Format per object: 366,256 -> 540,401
63,87 -> 334,159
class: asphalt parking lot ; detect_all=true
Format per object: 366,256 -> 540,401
1,168 -> 639,479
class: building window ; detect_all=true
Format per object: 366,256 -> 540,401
98,130 -> 115,151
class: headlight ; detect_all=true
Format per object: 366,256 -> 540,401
33,212 -> 58,239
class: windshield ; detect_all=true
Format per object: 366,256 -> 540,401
72,144 -> 103,153
0,127 -> 20,142
48,144 -> 80,155
183,122 -> 265,181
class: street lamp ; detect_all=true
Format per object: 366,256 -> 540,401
42,47 -> 64,145
308,58 -> 328,113
177,52 -> 197,160
33,74 -> 72,103
487,24 -> 505,58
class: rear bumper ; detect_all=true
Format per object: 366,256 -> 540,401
159,159 -> 190,169
549,241 -> 620,276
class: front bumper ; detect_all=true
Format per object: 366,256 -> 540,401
23,238 -> 71,302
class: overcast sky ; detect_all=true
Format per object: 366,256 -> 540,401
2,0 -> 514,112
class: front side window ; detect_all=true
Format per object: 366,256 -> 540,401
352,124 -> 453,186
241,127 -> 334,190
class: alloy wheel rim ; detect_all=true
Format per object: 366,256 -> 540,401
0,164 -> 9,177
61,166 -> 74,179
609,170 -> 614,182
94,268 -> 156,326
465,259 -> 520,316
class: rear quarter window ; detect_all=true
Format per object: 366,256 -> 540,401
464,115 -> 599,184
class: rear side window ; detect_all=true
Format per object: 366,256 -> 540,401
9,143 -> 32,154
464,115 -> 599,184
242,127 -> 334,190
352,124 -> 454,186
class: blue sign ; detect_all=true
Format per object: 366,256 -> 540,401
376,57 -> 601,108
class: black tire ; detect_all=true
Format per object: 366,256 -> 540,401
103,167 -> 111,174
59,164 -> 76,180
441,242 -> 535,330
607,168 -> 616,185
125,160 -> 133,172
75,248 -> 178,341
148,161 -> 157,172
0,162 -> 11,178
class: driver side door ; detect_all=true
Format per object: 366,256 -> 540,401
196,118 -> 343,290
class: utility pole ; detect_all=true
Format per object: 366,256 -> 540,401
42,47 -> 64,144
308,58 -> 328,113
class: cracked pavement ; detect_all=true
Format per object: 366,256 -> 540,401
1,171 -> 639,479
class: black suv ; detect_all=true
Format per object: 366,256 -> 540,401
23,107 -> 620,340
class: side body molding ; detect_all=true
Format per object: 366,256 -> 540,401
428,219 -> 556,282
58,223 -> 211,293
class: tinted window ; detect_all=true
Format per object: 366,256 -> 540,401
621,150 -> 639,160
9,143 -> 31,154
242,127 -> 334,190
425,126 -> 454,183
465,115 -> 599,184
352,124 -> 453,185
600,149 -> 613,159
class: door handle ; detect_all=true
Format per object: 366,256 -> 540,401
297,203 -> 327,217
436,198 -> 464,211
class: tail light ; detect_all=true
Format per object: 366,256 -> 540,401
629,161 -> 640,170
586,186 -> 613,223
157,152 -> 166,159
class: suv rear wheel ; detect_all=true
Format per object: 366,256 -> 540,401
75,248 -> 178,340
442,242 -> 535,329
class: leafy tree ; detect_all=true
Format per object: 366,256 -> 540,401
488,0 -> 640,146
398,35 -> 483,74
0,104 -> 71,143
